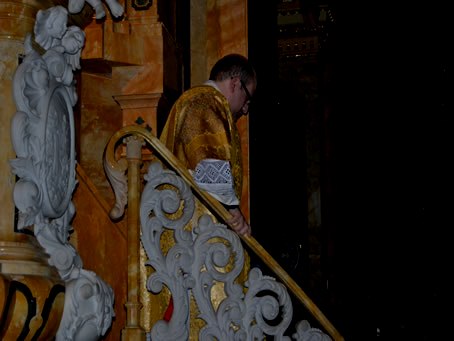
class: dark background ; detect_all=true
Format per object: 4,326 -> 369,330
248,1 -> 452,339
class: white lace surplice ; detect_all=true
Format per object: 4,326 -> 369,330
192,159 -> 239,206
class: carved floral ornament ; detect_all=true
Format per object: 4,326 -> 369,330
10,5 -> 114,340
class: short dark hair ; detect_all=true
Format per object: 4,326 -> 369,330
209,53 -> 256,85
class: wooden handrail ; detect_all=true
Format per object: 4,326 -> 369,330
111,125 -> 344,341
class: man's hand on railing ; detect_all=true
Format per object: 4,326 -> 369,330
226,207 -> 251,237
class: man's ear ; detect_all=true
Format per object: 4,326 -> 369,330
230,76 -> 240,92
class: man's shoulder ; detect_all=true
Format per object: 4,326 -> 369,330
183,84 -> 220,97
178,85 -> 225,106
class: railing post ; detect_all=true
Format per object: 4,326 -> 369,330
121,135 -> 146,340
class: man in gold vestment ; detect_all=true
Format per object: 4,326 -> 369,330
150,54 -> 257,338
160,53 -> 256,237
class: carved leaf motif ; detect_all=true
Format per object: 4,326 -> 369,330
9,158 -> 36,180
23,63 -> 49,112
103,156 -> 127,220
10,111 -> 30,158
293,320 -> 332,341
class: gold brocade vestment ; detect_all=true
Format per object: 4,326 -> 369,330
140,85 -> 250,338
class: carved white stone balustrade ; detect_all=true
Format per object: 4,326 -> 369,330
103,126 -> 336,340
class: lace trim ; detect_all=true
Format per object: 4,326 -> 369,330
192,159 -> 239,205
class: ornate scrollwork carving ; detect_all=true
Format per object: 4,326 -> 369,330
139,161 -> 332,340
68,0 -> 124,19
140,162 -> 195,341
10,6 -> 114,341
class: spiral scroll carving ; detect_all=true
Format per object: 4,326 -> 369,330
140,161 -> 332,340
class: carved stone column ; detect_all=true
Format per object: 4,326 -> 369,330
0,1 -> 64,339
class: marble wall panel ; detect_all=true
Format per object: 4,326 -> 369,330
79,72 -> 123,205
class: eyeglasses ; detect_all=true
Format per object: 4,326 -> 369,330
240,79 -> 252,103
